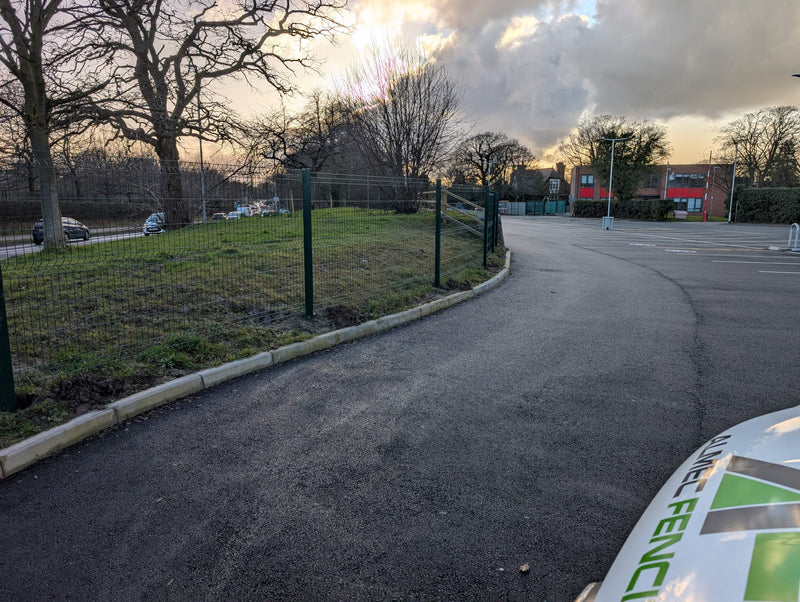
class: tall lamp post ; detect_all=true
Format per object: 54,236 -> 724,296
198,91 -> 207,223
192,63 -> 207,223
600,136 -> 630,221
728,141 -> 738,223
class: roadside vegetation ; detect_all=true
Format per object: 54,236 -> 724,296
0,209 -> 505,447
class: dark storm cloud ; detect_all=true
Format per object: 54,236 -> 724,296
427,0 -> 800,155
341,0 -> 800,157
577,0 -> 800,118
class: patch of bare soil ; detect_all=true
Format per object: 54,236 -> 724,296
51,375 -> 129,411
325,305 -> 368,328
445,278 -> 472,291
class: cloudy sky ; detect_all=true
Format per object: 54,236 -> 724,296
243,0 -> 800,166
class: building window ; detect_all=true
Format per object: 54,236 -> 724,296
687,198 -> 702,212
647,173 -> 659,188
669,173 -> 706,186
580,174 -> 594,187
549,178 -> 560,194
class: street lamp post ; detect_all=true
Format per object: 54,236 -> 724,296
198,91 -> 207,223
728,141 -> 738,223
709,165 -> 720,217
192,63 -> 207,223
600,136 -> 630,220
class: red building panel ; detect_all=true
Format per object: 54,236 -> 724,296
666,187 -> 704,198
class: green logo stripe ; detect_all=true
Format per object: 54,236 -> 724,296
711,473 -> 800,510
696,456 -> 800,600
745,532 -> 800,602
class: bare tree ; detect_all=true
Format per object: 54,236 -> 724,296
717,106 -> 800,187
557,114 -> 627,175
0,88 -> 37,196
0,0 -> 108,248
245,90 -> 350,172
339,46 -> 464,210
88,0 -> 346,227
450,131 -> 535,188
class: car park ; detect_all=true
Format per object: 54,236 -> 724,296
142,212 -> 165,235
32,217 -> 90,245
575,403 -> 800,602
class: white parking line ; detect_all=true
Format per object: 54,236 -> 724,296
759,270 -> 800,275
627,232 -> 764,250
713,260 -> 800,265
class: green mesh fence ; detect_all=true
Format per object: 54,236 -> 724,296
0,163 -> 492,399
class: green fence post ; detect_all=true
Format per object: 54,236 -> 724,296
489,190 -> 500,254
434,179 -> 441,288
483,185 -> 491,268
302,169 -> 314,320
0,265 -> 16,412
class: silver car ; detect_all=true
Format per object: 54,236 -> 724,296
143,212 -> 165,235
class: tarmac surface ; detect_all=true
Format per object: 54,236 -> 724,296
1,217 -> 798,601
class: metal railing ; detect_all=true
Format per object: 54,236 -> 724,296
0,165 -> 498,411
789,223 -> 799,251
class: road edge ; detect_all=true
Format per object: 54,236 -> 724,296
0,251 -> 511,479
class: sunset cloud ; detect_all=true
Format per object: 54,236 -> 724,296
304,0 -> 800,162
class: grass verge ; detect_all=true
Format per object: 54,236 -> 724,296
1,208 -> 504,447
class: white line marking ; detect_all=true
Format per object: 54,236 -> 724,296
759,271 -> 800,275
665,249 -> 697,253
713,260 -> 800,265
626,232 -> 778,250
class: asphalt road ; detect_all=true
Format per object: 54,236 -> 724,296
1,217 -> 798,601
0,229 -> 143,259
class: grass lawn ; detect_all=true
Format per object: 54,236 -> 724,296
0,207 -> 503,446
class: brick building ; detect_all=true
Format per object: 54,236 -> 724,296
570,163 -> 731,217
510,162 -> 570,199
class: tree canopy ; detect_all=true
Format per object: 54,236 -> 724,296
0,0 -> 109,247
717,106 -> 800,187
449,131 -> 534,187
560,115 -> 670,200
86,0 -> 346,226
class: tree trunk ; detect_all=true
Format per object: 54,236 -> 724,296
155,135 -> 190,227
29,125 -> 65,249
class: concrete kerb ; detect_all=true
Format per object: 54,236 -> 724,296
0,409 -> 117,478
108,374 -> 205,423
0,250 -> 511,479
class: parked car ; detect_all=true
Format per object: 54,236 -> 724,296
210,212 -> 227,220
227,211 -> 242,220
142,212 -> 165,236
32,217 -> 90,245
575,403 -> 800,602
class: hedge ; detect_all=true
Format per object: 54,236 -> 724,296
572,198 -> 673,221
732,188 -> 800,223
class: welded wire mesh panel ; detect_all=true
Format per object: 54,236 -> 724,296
0,163 -> 490,396
308,172 -> 437,320
0,162 -> 304,392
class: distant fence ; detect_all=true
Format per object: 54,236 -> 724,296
0,167 -> 500,411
